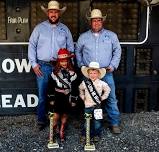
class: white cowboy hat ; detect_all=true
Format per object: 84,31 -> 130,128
81,62 -> 106,79
86,9 -> 107,21
41,1 -> 67,14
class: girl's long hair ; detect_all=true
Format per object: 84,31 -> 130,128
53,59 -> 74,76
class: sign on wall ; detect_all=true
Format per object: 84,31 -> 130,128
0,46 -> 38,115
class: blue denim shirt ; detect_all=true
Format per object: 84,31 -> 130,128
75,29 -> 121,70
28,20 -> 74,68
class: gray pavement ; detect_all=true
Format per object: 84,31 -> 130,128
0,112 -> 159,152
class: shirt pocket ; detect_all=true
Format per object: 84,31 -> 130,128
83,42 -> 94,53
38,33 -> 50,47
101,39 -> 112,50
57,32 -> 66,46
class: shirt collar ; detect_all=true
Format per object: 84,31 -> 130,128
90,28 -> 104,35
91,78 -> 100,82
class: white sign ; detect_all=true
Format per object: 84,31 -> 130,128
1,58 -> 31,73
0,94 -> 38,108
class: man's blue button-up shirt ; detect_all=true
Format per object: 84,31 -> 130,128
28,20 -> 74,68
75,29 -> 121,70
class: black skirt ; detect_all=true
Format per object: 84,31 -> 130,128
54,91 -> 70,114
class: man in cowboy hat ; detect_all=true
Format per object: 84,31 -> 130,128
28,1 -> 74,131
75,9 -> 122,134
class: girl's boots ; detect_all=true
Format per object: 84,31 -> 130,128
60,123 -> 66,142
53,124 -> 59,136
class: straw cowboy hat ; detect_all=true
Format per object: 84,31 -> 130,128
57,48 -> 74,61
86,9 -> 107,21
81,62 -> 106,79
41,1 -> 67,14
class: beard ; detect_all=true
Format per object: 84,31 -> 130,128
48,18 -> 59,24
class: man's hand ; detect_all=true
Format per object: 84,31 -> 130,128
33,64 -> 43,77
106,67 -> 114,73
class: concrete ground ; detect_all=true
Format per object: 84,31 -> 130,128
0,111 -> 159,152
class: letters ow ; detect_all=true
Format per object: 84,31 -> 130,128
2,58 -> 31,73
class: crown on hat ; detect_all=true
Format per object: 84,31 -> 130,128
41,0 -> 66,14
81,62 -> 106,79
86,9 -> 107,21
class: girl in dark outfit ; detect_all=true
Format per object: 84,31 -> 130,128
51,48 -> 77,141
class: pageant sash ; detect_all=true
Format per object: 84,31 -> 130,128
84,79 -> 103,120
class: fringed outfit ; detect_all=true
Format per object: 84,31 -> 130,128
51,69 -> 77,114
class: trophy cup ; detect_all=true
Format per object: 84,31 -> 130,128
47,112 -> 59,149
84,113 -> 96,151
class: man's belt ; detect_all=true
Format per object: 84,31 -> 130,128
38,60 -> 56,66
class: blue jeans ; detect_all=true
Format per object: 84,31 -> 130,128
36,61 -> 53,123
102,73 -> 120,126
82,107 -> 102,137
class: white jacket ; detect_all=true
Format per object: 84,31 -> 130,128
79,79 -> 111,108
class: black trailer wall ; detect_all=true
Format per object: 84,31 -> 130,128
0,0 -> 159,115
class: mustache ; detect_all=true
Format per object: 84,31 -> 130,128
48,18 -> 59,24
51,16 -> 57,18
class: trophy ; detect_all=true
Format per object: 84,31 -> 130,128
84,113 -> 96,151
47,112 -> 59,149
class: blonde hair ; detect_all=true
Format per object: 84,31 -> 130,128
87,69 -> 101,75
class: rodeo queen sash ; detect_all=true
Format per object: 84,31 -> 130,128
84,79 -> 103,120
56,75 -> 71,89
56,74 -> 78,104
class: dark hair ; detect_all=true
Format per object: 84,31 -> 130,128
53,59 -> 74,76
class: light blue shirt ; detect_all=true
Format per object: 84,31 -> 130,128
75,29 -> 121,70
28,20 -> 74,68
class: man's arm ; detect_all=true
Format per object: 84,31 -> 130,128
28,26 -> 43,77
66,28 -> 74,53
75,36 -> 84,68
108,34 -> 121,71
28,27 -> 39,68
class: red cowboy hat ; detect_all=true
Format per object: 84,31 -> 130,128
57,48 -> 75,61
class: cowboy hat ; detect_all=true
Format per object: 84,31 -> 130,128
81,62 -> 106,79
41,1 -> 67,14
86,9 -> 107,21
57,48 -> 75,61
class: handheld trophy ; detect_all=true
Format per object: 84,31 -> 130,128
48,112 -> 59,149
84,113 -> 96,151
